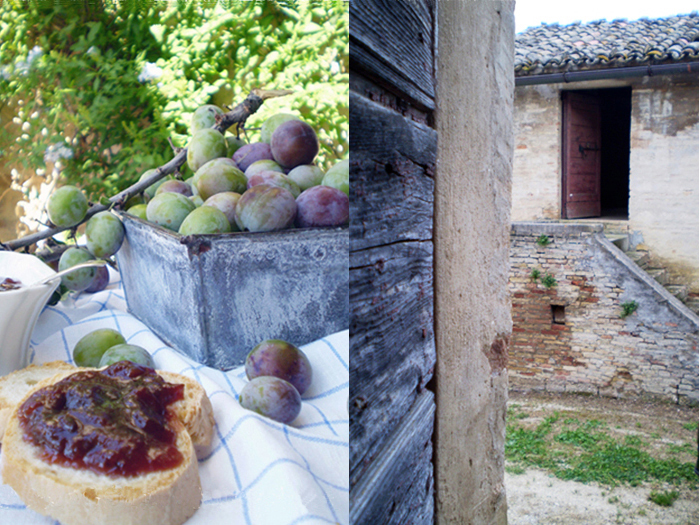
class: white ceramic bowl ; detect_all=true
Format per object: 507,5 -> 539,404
0,252 -> 59,376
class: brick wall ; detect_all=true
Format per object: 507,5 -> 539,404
509,222 -> 699,404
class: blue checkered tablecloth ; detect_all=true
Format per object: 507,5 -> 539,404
0,267 -> 349,525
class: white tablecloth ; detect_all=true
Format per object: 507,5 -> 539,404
0,267 -> 349,525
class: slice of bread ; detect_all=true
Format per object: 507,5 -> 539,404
2,408 -> 200,525
160,370 -> 215,455
0,362 -> 215,454
1,364 -> 205,525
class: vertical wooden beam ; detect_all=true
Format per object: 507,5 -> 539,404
434,1 -> 515,523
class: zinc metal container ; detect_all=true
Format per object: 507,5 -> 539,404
115,212 -> 349,370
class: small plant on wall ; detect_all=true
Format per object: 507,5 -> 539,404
530,269 -> 541,281
541,273 -> 557,289
620,300 -> 639,318
536,234 -> 551,247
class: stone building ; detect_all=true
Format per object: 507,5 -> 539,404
509,14 -> 699,403
512,13 -> 699,291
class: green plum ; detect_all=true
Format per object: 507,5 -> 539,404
226,135 -> 247,157
73,328 -> 126,367
58,247 -> 96,291
178,206 -> 231,235
234,184 -> 297,233
85,211 -> 125,258
146,192 -> 196,232
193,158 -> 247,200
127,203 -> 148,220
191,104 -> 224,133
202,192 -> 241,231
247,171 -> 301,198
287,164 -> 325,191
98,344 -> 156,368
321,159 -> 349,196
187,128 -> 227,172
244,159 -> 284,180
47,185 -> 88,228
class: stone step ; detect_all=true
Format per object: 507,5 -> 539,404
606,234 -> 629,252
625,250 -> 650,269
602,222 -> 629,235
646,267 -> 669,286
666,284 -> 690,302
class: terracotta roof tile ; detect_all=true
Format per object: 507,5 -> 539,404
515,13 -> 699,76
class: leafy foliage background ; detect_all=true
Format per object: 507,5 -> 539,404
0,0 -> 348,234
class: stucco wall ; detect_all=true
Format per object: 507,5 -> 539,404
629,76 -> 699,291
512,74 -> 699,290
509,222 -> 699,403
435,1 -> 514,524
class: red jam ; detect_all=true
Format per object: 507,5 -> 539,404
18,360 -> 185,477
0,277 -> 22,291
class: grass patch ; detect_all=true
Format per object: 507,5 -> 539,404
667,442 -> 695,455
555,444 -> 696,486
682,421 -> 698,432
505,464 -> 526,475
506,404 -> 699,488
648,490 -> 679,507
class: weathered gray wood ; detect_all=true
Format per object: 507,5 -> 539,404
350,0 -> 435,110
349,91 -> 436,169
387,443 -> 434,525
349,240 -> 435,480
349,92 -> 435,252
350,1 -> 437,521
350,390 -> 435,525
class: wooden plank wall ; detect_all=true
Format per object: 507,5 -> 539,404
349,1 -> 437,522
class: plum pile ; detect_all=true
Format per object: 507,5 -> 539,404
238,339 -> 313,425
42,102 -> 348,301
44,184 -> 124,294
130,105 -> 349,235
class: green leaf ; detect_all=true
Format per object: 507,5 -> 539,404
87,22 -> 102,43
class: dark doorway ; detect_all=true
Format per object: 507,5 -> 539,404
562,87 -> 631,219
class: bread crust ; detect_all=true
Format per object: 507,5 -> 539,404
0,361 -> 75,441
2,415 -> 201,525
0,363 -> 210,525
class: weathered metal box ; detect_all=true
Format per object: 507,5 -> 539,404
115,212 -> 349,370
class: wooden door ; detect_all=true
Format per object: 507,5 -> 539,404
349,0 -> 437,523
562,91 -> 601,219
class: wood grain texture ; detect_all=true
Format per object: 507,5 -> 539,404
349,91 -> 435,252
350,0 -> 435,110
349,240 -> 435,480
350,390 -> 435,525
349,1 -> 437,519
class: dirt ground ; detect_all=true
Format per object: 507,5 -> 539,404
505,391 -> 699,525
